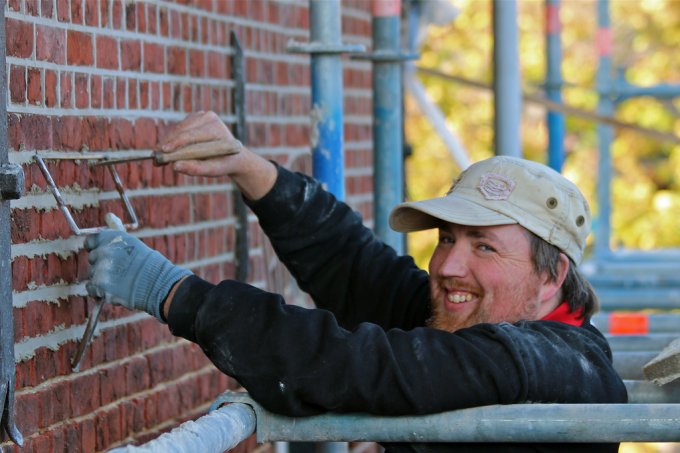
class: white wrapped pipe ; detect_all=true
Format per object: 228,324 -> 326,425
109,403 -> 256,453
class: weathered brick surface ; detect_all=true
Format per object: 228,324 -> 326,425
6,1 -> 373,450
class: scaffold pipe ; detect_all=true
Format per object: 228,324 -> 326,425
108,403 -> 255,453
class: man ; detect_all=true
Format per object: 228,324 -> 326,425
86,111 -> 627,452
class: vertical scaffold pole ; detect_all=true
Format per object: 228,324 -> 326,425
372,0 -> 405,254
595,0 -> 613,257
545,0 -> 565,171
492,0 -> 522,157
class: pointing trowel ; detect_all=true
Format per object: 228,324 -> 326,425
92,139 -> 243,166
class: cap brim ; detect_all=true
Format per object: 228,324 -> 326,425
389,196 -> 518,232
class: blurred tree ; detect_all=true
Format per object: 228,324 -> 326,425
405,0 -> 680,269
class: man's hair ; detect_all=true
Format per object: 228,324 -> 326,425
528,232 -> 599,318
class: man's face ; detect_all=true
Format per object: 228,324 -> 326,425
428,223 -> 553,332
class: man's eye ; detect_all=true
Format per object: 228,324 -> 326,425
478,243 -> 496,252
438,236 -> 454,244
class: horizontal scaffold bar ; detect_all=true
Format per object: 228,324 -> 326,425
213,392 -> 680,444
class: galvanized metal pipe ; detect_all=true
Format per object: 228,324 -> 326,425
371,0 -> 405,253
308,0 -> 346,200
0,2 -> 23,445
216,392 -> 680,443
109,403 -> 256,453
492,0 -> 522,157
595,0 -> 614,257
545,0 -> 565,171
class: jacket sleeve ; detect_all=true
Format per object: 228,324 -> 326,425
167,276 -> 627,417
245,164 -> 431,331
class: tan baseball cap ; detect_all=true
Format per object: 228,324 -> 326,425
389,156 -> 591,264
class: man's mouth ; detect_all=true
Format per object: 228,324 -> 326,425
447,292 -> 474,304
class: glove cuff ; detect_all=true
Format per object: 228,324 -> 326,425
135,250 -> 193,322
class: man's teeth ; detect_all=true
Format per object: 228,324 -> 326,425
447,293 -> 473,303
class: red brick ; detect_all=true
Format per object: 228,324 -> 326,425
143,393 -> 159,428
7,0 -> 20,11
120,39 -> 141,71
96,407 -> 122,450
56,0 -> 68,21
61,422 -> 80,451
36,24 -> 66,64
18,114 -> 53,150
39,380 -> 70,428
189,49 -> 205,77
70,374 -> 101,417
15,393 -> 39,437
27,68 -> 41,105
6,19 -> 33,58
96,36 -> 118,69
128,79 -> 138,109
158,7 -> 169,36
125,1 -> 136,30
142,5 -> 155,34
15,359 -> 36,389
44,70 -> 57,107
9,66 -> 26,104
116,78 -> 126,109
49,425 -> 67,452
60,72 -> 73,108
99,366 -> 127,406
52,116 -> 82,150
74,73 -> 89,108
133,118 -> 157,149
25,0 -> 39,15
40,0 -> 54,17
85,0 -> 98,25
122,399 -> 145,435
91,75 -> 102,108
143,42 -> 164,73
126,356 -> 150,394
81,418 -> 96,452
139,80 -> 149,109
136,1 -> 147,32
150,81 -> 160,109
82,116 -> 112,150
67,31 -> 94,65
112,0 -> 123,29
167,46 -> 186,75
170,10 -> 181,39
182,85 -> 192,112
99,0 -> 110,26
11,209 -> 38,244
103,78 -> 115,109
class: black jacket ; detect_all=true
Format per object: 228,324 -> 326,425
167,165 -> 627,452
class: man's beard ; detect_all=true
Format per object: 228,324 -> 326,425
426,282 -> 542,332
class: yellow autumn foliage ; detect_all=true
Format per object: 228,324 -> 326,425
405,0 -> 680,269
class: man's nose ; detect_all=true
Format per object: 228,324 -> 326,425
437,244 -> 469,278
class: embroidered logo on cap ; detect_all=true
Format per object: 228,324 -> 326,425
478,173 -> 516,200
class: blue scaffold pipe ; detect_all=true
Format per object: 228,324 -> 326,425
372,4 -> 405,254
545,0 -> 565,171
108,403 -> 256,453
309,0 -> 345,200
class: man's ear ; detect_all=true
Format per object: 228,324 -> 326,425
539,253 -> 570,304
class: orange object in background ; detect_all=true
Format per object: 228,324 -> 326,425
609,313 -> 650,335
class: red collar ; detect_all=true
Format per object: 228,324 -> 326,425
541,302 -> 583,326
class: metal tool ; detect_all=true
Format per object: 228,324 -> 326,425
70,212 -> 127,372
231,31 -> 250,282
92,139 -> 243,166
33,154 -> 140,372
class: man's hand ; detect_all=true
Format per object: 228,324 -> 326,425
85,230 -> 192,322
158,111 -> 277,200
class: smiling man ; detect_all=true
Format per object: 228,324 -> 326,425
86,112 -> 627,453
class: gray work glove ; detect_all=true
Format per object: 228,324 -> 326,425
85,230 -> 192,322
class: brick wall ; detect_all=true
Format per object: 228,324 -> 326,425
4,0 -> 373,451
